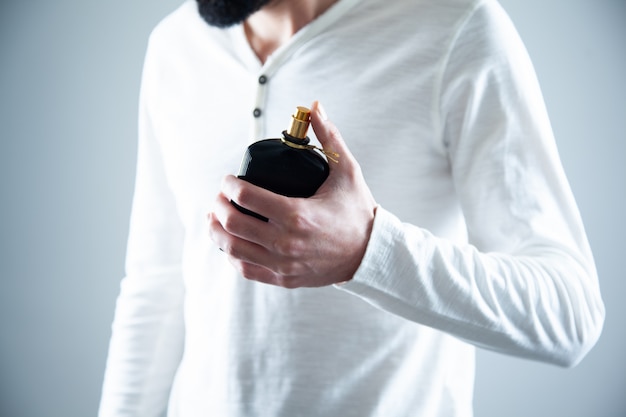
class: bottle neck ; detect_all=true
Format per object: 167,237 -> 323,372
281,130 -> 310,146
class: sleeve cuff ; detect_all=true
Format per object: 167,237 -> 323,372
333,206 -> 407,295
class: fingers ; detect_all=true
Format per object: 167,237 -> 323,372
210,184 -> 309,267
207,210 -> 267,265
235,262 -> 303,289
221,175 -> 297,223
208,211 -> 308,288
310,101 -> 356,174
208,101 -> 376,289
212,191 -> 271,247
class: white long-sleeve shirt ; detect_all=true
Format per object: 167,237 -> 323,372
99,0 -> 605,416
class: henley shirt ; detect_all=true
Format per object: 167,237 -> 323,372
99,0 -> 605,416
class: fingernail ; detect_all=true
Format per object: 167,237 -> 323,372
317,101 -> 328,121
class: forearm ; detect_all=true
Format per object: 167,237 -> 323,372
99,271 -> 185,417
338,207 -> 605,367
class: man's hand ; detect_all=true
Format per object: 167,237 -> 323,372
207,101 -> 377,288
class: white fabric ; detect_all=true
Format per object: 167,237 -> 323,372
99,0 -> 605,416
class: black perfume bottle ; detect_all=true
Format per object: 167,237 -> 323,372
234,106 -> 335,221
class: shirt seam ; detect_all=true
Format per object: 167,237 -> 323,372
431,0 -> 490,152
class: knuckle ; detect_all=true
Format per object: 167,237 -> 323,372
282,280 -> 299,290
239,263 -> 258,280
272,237 -> 305,258
231,186 -> 253,208
221,215 -> 239,234
275,260 -> 300,278
286,210 -> 310,230
276,275 -> 299,289
222,241 -> 243,260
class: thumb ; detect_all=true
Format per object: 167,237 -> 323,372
310,101 -> 356,173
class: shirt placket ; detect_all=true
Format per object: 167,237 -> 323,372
251,72 -> 270,141
242,0 -> 362,141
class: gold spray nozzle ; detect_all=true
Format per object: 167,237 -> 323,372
281,105 -> 340,163
287,106 -> 311,139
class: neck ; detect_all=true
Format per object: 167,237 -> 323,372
244,0 -> 337,64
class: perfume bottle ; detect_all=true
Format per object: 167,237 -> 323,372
233,106 -> 336,221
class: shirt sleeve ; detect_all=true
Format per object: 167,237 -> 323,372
337,0 -> 604,367
99,32 -> 186,417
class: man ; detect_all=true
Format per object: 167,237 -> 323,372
100,0 -> 605,416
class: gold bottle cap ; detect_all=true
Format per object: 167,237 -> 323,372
287,106 -> 311,140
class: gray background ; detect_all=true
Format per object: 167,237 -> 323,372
0,0 -> 624,416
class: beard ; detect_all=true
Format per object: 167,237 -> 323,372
196,0 -> 274,28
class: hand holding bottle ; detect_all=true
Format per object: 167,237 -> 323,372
207,101 -> 377,288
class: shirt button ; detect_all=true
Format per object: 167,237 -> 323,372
258,75 -> 268,85
253,108 -> 262,118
